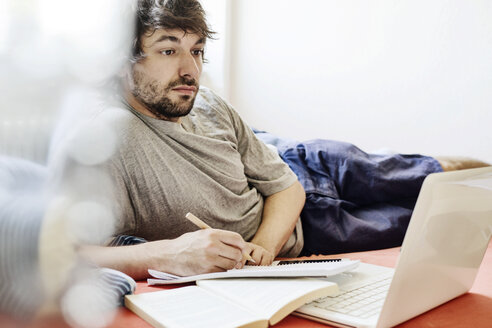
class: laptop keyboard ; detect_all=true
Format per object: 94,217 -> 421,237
311,275 -> 392,319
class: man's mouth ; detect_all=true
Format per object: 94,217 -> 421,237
171,85 -> 197,96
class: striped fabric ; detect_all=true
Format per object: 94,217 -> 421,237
98,268 -> 137,306
108,234 -> 148,246
0,156 -> 137,317
0,200 -> 44,317
0,156 -> 46,317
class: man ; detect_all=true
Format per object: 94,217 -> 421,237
77,0 -> 305,280
76,0 -> 487,280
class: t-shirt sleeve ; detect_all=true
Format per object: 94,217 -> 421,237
219,100 -> 298,196
108,159 -> 137,237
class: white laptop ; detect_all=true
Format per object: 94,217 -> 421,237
295,166 -> 492,328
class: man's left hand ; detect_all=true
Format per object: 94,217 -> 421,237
236,242 -> 274,268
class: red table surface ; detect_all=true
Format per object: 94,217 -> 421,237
2,240 -> 491,328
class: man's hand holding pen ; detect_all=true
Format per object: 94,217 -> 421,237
143,228 -> 250,277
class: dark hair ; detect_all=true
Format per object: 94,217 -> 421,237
132,0 -> 215,62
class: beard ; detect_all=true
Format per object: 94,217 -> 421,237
131,70 -> 199,119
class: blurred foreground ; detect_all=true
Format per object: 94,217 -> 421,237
0,0 -> 134,327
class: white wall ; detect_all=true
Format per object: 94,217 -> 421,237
200,0 -> 230,98
207,0 -> 492,162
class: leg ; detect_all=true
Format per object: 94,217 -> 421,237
277,140 -> 441,255
300,194 -> 415,256
279,140 -> 442,206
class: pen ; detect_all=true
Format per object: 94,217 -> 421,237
185,212 -> 256,264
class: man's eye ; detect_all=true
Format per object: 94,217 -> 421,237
192,49 -> 204,56
161,49 -> 175,56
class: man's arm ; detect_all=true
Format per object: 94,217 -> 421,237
249,180 -> 306,265
78,229 -> 248,280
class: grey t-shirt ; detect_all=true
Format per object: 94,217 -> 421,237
106,87 -> 304,257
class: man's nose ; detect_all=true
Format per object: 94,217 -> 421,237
178,53 -> 200,79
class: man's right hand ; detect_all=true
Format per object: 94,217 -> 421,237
142,229 -> 247,277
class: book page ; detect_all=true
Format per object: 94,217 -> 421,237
197,278 -> 337,325
125,286 -> 267,328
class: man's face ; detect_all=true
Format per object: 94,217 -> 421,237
129,29 -> 205,120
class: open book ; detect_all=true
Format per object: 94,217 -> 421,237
125,277 -> 338,328
148,259 -> 359,285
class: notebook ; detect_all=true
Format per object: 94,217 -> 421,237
147,259 -> 360,285
295,166 -> 492,328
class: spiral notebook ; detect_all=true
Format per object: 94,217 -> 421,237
147,259 -> 360,285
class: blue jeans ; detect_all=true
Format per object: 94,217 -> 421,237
254,131 -> 443,255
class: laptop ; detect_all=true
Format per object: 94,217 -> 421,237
295,166 -> 492,328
